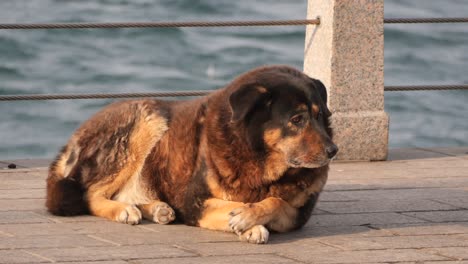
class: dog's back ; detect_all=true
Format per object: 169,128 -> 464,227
46,100 -> 170,217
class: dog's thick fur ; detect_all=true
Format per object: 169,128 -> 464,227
46,65 -> 337,244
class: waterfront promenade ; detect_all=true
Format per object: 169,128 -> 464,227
1,147 -> 467,263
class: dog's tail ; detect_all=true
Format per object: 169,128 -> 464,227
46,146 -> 88,216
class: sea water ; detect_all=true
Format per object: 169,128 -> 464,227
0,0 -> 467,159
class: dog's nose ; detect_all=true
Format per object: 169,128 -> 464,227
326,144 -> 338,159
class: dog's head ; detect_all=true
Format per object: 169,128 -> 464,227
228,65 -> 338,169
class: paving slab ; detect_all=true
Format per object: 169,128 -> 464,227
56,262 -> 128,264
0,222 -> 150,236
0,211 -> 51,224
307,212 -> 426,226
0,250 -> 50,264
317,199 -> 459,214
401,210 -> 468,223
280,248 -> 450,263
327,177 -> 468,190
432,197 -> 468,209
319,234 -> 468,250
130,254 -> 300,264
0,234 -> 113,249
373,222 -> 468,236
0,148 -> 467,263
0,199 -> 46,211
0,189 -> 45,200
28,245 -> 195,262
388,147 -> 453,160
325,188 -> 468,201
423,247 -> 468,261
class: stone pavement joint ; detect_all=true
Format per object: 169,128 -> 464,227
0,147 -> 467,263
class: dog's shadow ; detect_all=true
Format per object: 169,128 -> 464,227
266,182 -> 468,245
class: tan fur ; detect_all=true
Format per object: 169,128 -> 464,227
198,198 -> 244,232
264,128 -> 282,147
112,109 -> 167,205
137,200 -> 175,224
312,104 -> 319,115
206,172 -> 231,200
297,104 -> 308,111
56,141 -> 75,178
87,197 -> 133,223
289,173 -> 328,208
86,106 -> 168,222
229,197 -> 298,233
113,171 -> 151,205
54,152 -> 68,178
63,145 -> 80,178
256,86 -> 268,93
137,201 -> 161,220
264,151 -> 289,182
261,129 -> 290,181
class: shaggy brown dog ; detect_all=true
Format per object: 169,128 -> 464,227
46,65 -> 337,244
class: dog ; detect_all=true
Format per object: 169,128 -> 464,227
46,65 -> 337,244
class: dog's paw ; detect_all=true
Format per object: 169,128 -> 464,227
229,204 -> 261,234
116,205 -> 142,225
238,225 -> 269,244
152,202 -> 176,224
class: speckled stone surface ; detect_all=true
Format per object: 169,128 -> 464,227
304,0 -> 389,160
332,111 -> 388,161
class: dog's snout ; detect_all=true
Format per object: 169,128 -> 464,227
326,144 -> 338,159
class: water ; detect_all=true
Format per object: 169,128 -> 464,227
0,0 -> 467,159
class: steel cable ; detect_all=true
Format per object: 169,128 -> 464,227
0,17 -> 467,30
1,85 -> 467,101
0,91 -> 213,101
0,19 -> 320,30
384,85 -> 468,91
384,17 -> 468,24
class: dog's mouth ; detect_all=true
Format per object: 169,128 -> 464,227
287,158 -> 331,169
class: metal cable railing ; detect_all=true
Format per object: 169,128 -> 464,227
0,17 -> 467,30
1,85 -> 467,101
384,17 -> 468,24
0,19 -> 320,30
0,17 -> 466,101
384,85 -> 468,92
0,91 -> 213,101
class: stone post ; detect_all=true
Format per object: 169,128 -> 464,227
304,0 -> 389,160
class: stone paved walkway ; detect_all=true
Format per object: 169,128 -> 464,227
0,148 -> 467,263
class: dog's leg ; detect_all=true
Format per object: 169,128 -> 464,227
87,195 -> 142,225
197,198 -> 245,232
137,201 -> 176,224
229,197 -> 298,233
86,172 -> 145,226
238,225 -> 269,244
197,198 -> 297,243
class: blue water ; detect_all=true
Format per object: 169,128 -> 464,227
0,0 -> 467,159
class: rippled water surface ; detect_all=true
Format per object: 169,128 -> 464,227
0,0 -> 467,159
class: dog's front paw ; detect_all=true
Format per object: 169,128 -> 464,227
152,202 -> 175,224
229,204 -> 262,234
117,205 -> 142,225
239,225 -> 269,244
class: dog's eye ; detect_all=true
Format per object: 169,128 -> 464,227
290,114 -> 304,125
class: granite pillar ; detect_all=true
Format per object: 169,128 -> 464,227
304,0 -> 389,160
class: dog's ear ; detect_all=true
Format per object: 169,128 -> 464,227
308,78 -> 332,117
229,85 -> 269,123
